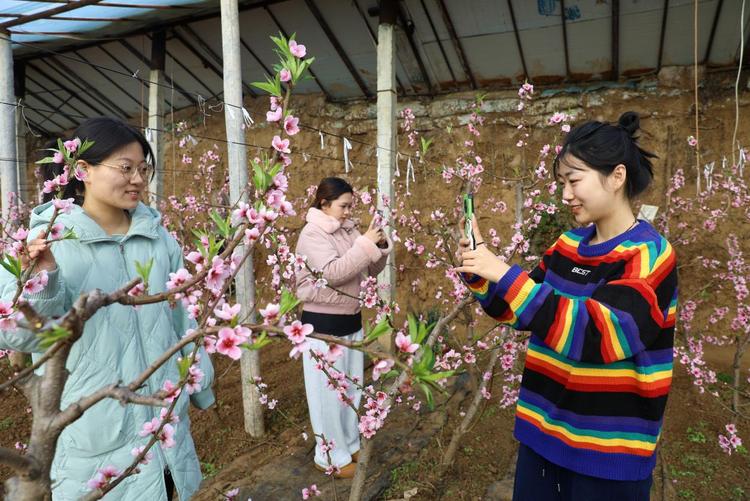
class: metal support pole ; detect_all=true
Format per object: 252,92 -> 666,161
0,30 -> 18,221
377,0 -> 397,307
148,30 -> 165,208
14,61 -> 26,204
220,0 -> 265,438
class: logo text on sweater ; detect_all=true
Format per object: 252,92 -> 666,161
571,267 -> 591,276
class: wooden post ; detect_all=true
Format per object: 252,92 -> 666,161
0,30 -> 18,221
148,30 -> 166,208
377,0 -> 397,307
220,0 -> 265,437
13,61 -> 25,205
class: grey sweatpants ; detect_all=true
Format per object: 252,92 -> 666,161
302,329 -> 364,468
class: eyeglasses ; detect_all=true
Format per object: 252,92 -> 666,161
98,162 -> 155,181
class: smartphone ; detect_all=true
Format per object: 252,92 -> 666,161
463,194 -> 475,250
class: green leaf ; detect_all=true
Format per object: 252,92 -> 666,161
364,318 -> 393,343
62,229 -> 77,240
177,355 -> 192,380
134,258 -> 154,285
35,157 -> 57,165
419,370 -> 456,383
279,288 -> 301,316
0,256 -> 22,279
244,331 -> 273,351
420,136 -> 434,157
37,325 -> 71,349
78,139 -> 94,156
419,383 -> 435,410
209,210 -> 231,239
252,163 -> 272,193
407,314 -> 418,340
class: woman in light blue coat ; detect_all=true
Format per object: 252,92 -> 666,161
0,117 -> 214,500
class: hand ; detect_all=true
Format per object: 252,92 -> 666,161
364,217 -> 385,245
454,216 -> 510,282
22,230 -> 57,273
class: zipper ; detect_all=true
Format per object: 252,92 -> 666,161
117,241 -> 170,473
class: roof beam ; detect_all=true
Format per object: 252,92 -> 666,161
42,55 -> 129,116
178,24 -> 256,97
657,0 -> 669,72
507,0 -> 529,83
72,49 -> 142,108
419,0 -> 457,88
27,61 -> 111,116
16,0 -> 291,62
24,73 -> 80,126
0,0 -> 104,29
303,0 -> 373,98
560,0 -> 571,79
18,0 -> 199,9
434,0 -> 476,89
162,36 -> 218,100
21,82 -> 76,131
351,0 -> 406,94
703,0 -> 724,64
118,39 -> 198,106
239,36 -> 273,77
611,0 -> 619,79
263,4 -> 333,100
397,4 -> 434,95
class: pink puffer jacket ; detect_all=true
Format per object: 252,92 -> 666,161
295,207 -> 392,315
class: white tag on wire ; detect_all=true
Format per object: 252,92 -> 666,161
242,107 -> 254,126
145,127 -> 152,142
319,131 -> 325,150
343,137 -> 353,173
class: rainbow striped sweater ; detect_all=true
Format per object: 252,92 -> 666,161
465,221 -> 678,481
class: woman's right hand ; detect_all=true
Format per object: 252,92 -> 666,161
364,217 -> 385,245
22,230 -> 57,273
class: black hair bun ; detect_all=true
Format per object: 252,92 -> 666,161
618,111 -> 640,137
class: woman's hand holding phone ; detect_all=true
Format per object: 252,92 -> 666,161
364,216 -> 385,245
455,215 -> 510,283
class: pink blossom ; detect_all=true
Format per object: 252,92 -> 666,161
63,138 -> 80,153
158,423 -> 176,449
74,165 -> 87,182
11,227 -> 28,241
325,343 -> 344,363
86,465 -> 120,490
139,417 -> 160,437
130,446 -> 154,465
52,197 -> 74,214
185,251 -> 205,271
272,135 -> 291,154
216,327 -> 243,360
52,151 -> 64,164
206,256 -> 229,291
280,68 -> 292,82
687,135 -> 698,147
266,107 -> 283,122
302,484 -> 321,499
284,320 -> 313,344
23,270 -> 48,295
49,223 -> 64,240
224,488 -> 240,500
372,358 -> 394,381
260,303 -> 280,323
395,332 -> 419,353
214,302 -> 241,321
0,301 -> 13,317
284,115 -> 300,136
289,40 -> 306,58
167,268 -> 192,290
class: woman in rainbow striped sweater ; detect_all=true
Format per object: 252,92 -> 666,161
456,111 -> 678,500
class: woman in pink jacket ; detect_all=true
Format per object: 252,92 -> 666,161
295,177 -> 392,478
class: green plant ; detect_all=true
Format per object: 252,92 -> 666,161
686,427 -> 707,444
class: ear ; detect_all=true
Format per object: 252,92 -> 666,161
610,163 -> 627,193
76,160 -> 90,183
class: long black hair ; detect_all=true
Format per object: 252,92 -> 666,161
553,111 -> 656,199
39,117 -> 154,205
312,177 -> 354,209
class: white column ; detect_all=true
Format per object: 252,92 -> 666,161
0,30 -> 18,221
220,0 -> 265,437
15,106 -> 26,205
376,18 -> 397,305
147,68 -> 164,207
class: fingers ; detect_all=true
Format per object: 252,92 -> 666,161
471,215 -> 484,241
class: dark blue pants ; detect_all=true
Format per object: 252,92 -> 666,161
512,444 -> 653,501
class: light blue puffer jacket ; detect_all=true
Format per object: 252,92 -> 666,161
0,202 -> 215,500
